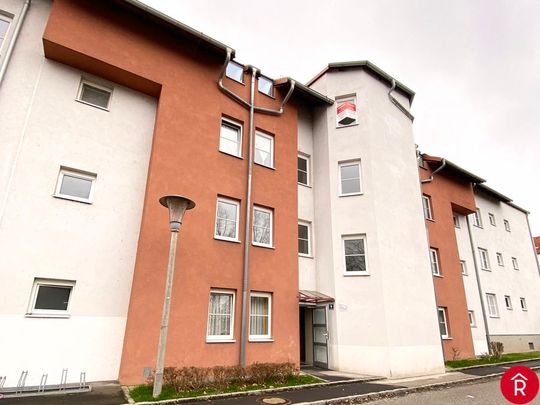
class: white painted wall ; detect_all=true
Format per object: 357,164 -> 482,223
0,0 -> 157,386
306,69 -> 445,377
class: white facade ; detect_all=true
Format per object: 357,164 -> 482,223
299,67 -> 445,377
455,189 -> 540,353
0,0 -> 157,386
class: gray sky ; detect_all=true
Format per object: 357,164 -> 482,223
143,0 -> 540,235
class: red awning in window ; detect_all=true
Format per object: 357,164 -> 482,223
299,290 -> 335,305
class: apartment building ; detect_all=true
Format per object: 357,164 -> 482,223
420,155 -> 540,359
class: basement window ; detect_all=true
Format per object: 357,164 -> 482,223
77,79 -> 112,110
27,279 -> 75,317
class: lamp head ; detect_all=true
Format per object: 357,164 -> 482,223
159,195 -> 196,232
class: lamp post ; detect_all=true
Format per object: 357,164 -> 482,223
153,195 -> 195,398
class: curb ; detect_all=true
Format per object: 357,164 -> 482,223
122,376 -> 383,404
446,357 -> 540,372
295,365 -> 540,404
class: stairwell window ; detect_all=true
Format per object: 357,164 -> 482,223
339,161 -> 362,196
54,167 -> 96,204
486,293 -> 499,317
472,208 -> 483,228
343,235 -> 368,275
430,248 -> 441,276
504,219 -> 511,232
504,295 -> 512,310
207,290 -> 235,342
215,198 -> 240,242
258,75 -> 273,96
225,61 -> 244,83
27,279 -> 75,317
77,79 -> 112,110
336,96 -> 357,127
252,206 -> 273,247
489,213 -> 496,226
438,307 -> 449,338
219,118 -> 242,157
512,257 -> 519,270
254,132 -> 274,168
249,292 -> 272,340
298,154 -> 310,186
468,310 -> 476,327
496,252 -> 504,267
460,260 -> 468,276
520,297 -> 528,311
298,222 -> 311,256
422,195 -> 433,220
478,248 -> 490,271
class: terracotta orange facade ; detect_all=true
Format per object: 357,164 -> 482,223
43,0 -> 305,384
420,156 -> 477,360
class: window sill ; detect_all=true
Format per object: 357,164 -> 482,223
25,313 -> 71,319
75,98 -> 110,112
433,274 -> 443,278
299,254 -> 313,259
481,268 -> 491,272
252,243 -> 275,250
254,162 -> 275,171
298,183 -> 312,188
339,192 -> 363,198
489,315 -> 500,318
218,150 -> 244,160
53,194 -> 92,204
206,339 -> 236,344
214,236 -> 241,244
343,272 -> 370,277
473,225 -> 483,229
225,75 -> 245,85
336,123 -> 359,129
426,218 -> 435,223
258,90 -> 275,99
442,337 -> 452,340
249,338 -> 274,343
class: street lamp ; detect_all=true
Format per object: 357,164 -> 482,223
153,195 -> 196,398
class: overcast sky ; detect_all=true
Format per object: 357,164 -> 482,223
143,0 -> 540,235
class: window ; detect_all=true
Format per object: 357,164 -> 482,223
298,155 -> 310,186
520,297 -> 527,311
336,96 -> 357,127
422,195 -> 433,220
339,161 -> 362,196
54,167 -> 96,203
27,279 -> 75,316
496,252 -> 504,267
207,290 -> 235,341
453,214 -> 460,228
249,292 -> 272,340
252,206 -> 273,247
504,295 -> 512,310
430,248 -> 441,276
0,15 -> 10,54
478,248 -> 490,271
219,118 -> 242,157
472,208 -> 483,228
512,257 -> 519,270
225,61 -> 244,83
489,213 -> 496,226
258,75 -> 273,96
215,198 -> 240,241
504,219 -> 511,232
298,222 -> 311,256
343,235 -> 367,274
486,293 -> 499,317
254,132 -> 274,168
460,260 -> 468,276
77,79 -> 112,110
438,307 -> 449,338
468,310 -> 476,327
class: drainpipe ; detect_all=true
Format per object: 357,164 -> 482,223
421,159 -> 447,184
388,79 -> 414,121
0,0 -> 31,87
466,215 -> 492,353
217,50 -> 295,368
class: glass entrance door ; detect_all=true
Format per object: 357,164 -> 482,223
312,307 -> 328,368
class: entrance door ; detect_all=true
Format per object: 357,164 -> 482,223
312,307 -> 328,368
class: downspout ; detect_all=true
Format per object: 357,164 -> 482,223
217,50 -> 295,368
421,159 -> 447,184
0,0 -> 31,87
466,215 -> 492,353
388,79 -> 414,121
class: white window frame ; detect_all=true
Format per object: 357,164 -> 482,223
520,297 -> 528,311
225,60 -> 244,83
206,289 -> 235,342
298,221 -> 311,257
430,248 -> 441,276
486,293 -> 499,318
338,160 -> 362,196
254,131 -> 274,168
472,208 -> 483,228
504,219 -> 511,232
423,195 -> 433,220
438,307 -> 449,339
54,167 -> 96,204
252,206 -> 273,248
76,79 -> 113,111
488,213 -> 496,226
335,95 -> 357,128
219,118 -> 243,158
258,75 -> 273,97
478,248 -> 490,271
496,252 -> 504,267
512,257 -> 519,270
460,260 -> 468,276
27,278 -> 75,318
453,214 -> 460,228
249,292 -> 272,341
342,235 -> 368,275
0,14 -> 12,57
504,295 -> 513,310
297,154 -> 310,186
214,197 -> 240,242
468,310 -> 476,327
